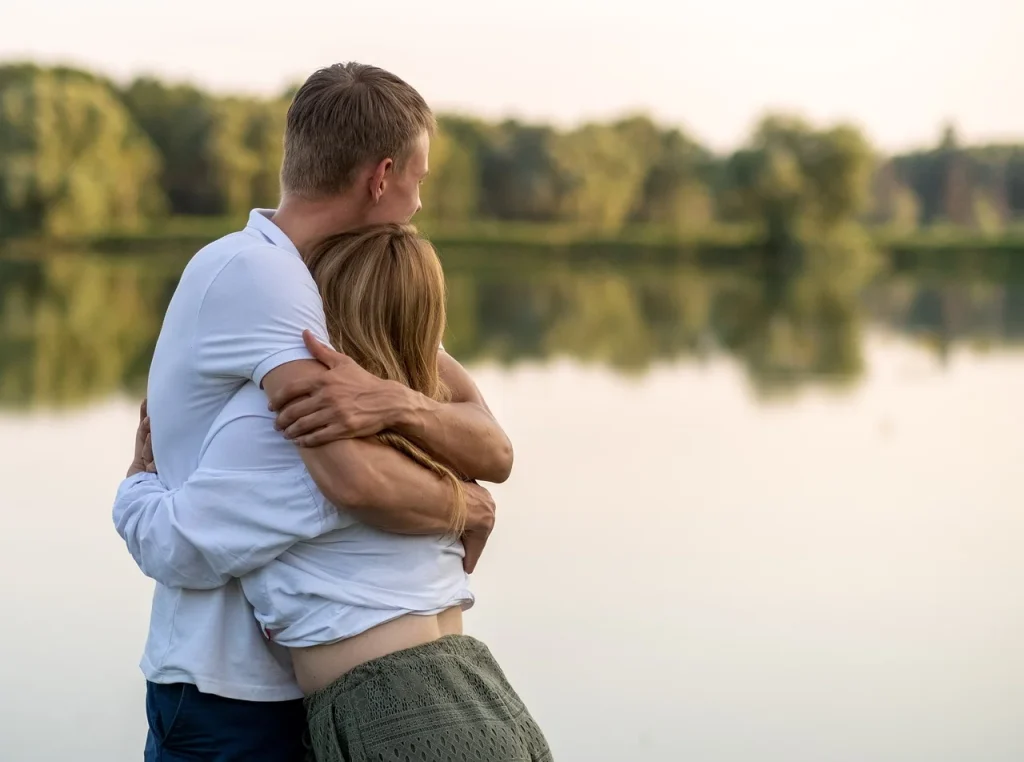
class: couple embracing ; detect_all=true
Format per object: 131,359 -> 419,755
113,62 -> 552,762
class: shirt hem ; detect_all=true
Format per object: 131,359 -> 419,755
119,471 -> 158,492
140,658 -> 303,702
266,593 -> 476,649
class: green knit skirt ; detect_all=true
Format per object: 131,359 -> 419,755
304,634 -> 552,762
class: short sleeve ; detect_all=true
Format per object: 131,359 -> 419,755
195,247 -> 331,386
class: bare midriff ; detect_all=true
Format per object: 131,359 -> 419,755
290,606 -> 464,694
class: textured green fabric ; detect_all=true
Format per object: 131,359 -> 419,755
304,635 -> 552,762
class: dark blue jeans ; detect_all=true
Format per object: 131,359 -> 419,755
144,682 -> 307,762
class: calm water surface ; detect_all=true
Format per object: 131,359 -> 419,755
0,251 -> 1022,761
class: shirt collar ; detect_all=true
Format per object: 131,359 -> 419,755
244,209 -> 301,258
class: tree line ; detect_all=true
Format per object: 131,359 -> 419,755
1,63 -> 1022,241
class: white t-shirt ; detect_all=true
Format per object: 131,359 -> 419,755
114,209 -> 331,701
113,210 -> 470,701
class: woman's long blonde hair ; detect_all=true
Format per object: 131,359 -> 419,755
303,223 -> 466,536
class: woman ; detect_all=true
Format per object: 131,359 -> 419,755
130,224 -> 552,762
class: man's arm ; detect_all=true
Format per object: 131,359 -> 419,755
262,359 -> 497,545
114,391 -> 496,587
393,350 -> 513,482
270,333 -> 513,483
113,466 -> 328,589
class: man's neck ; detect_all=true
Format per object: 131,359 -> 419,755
271,195 -> 366,257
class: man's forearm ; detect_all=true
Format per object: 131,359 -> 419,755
389,390 -> 513,483
113,474 -> 235,589
113,466 -> 332,589
301,435 -> 492,535
269,349 -> 513,483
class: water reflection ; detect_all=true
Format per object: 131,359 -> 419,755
3,245 -> 1024,761
1,245 -> 1023,407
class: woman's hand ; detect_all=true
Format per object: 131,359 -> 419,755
127,399 -> 157,477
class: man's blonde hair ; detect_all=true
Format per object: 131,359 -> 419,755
281,63 -> 435,199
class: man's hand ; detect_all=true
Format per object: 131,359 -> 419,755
269,331 -> 409,446
462,482 -> 496,574
127,399 -> 157,478
272,333 -> 512,485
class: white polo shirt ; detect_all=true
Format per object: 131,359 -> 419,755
113,210 -> 332,701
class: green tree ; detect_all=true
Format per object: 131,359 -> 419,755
424,122 -> 480,222
723,115 -> 874,247
246,98 -> 288,210
971,188 -> 1004,236
551,123 -> 647,231
0,66 -> 165,237
632,128 -> 715,232
480,121 -> 562,221
867,161 -> 920,234
121,77 -> 219,215
124,80 -> 286,216
205,97 -> 287,216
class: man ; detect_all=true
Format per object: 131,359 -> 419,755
113,63 -> 511,762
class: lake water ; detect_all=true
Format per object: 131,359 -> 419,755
1,249 -> 1022,761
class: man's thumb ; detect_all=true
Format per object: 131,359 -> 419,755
303,329 -> 342,367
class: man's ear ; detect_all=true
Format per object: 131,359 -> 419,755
369,158 -> 394,203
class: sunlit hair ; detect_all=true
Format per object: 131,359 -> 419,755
303,224 -> 465,536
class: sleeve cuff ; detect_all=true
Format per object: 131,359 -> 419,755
252,347 -> 314,388
117,471 -> 158,495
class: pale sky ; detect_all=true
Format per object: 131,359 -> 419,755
3,0 -> 1021,152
